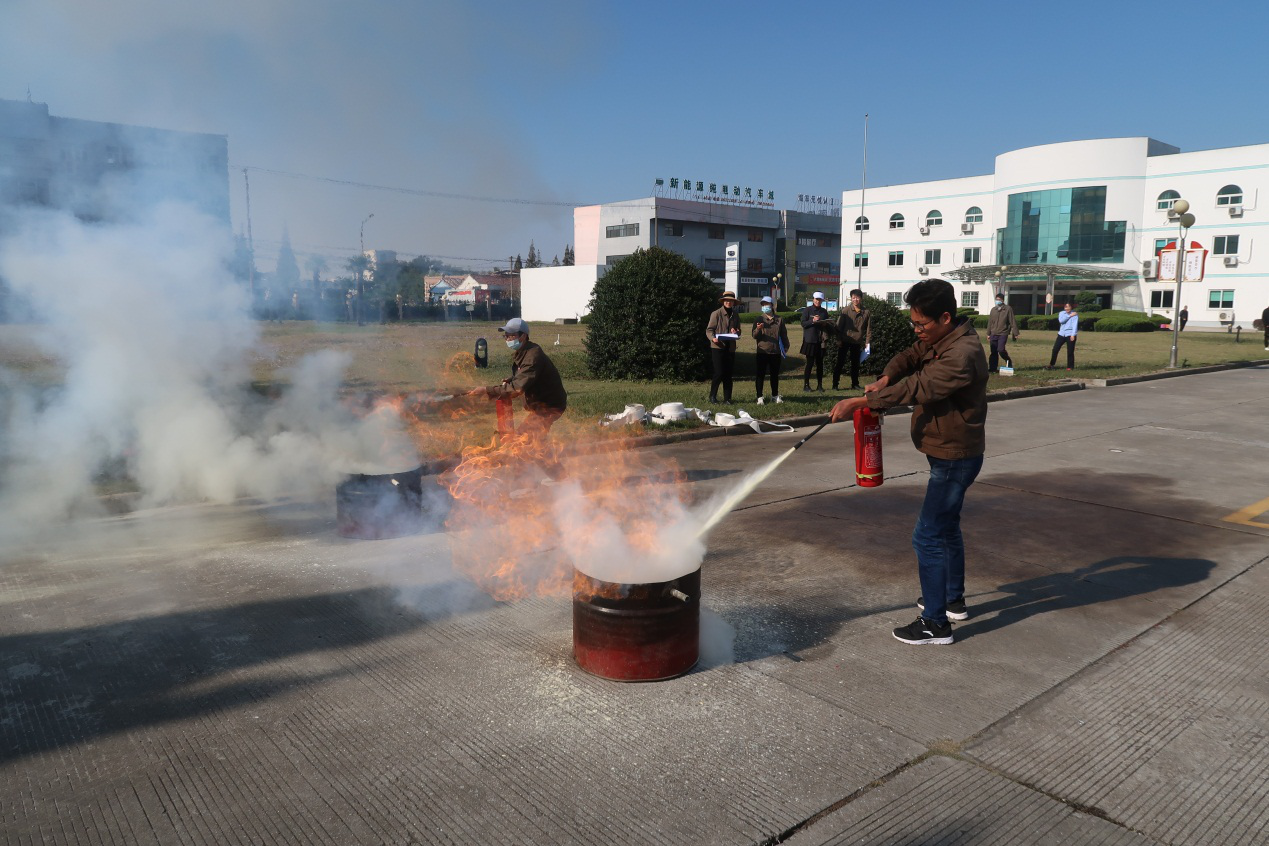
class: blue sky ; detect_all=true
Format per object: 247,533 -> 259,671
3,0 -> 1267,273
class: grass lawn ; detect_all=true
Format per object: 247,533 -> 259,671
3,318 -> 1264,454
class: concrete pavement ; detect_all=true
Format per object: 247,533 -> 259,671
2,365 -> 1267,845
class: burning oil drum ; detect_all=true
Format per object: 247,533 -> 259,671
336,467 -> 427,539
573,568 -> 700,682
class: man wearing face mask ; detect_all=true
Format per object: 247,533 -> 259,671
986,292 -> 1019,373
470,317 -> 568,448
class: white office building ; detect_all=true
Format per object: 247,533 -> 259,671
840,137 -> 1267,328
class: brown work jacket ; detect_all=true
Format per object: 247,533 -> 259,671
865,317 -> 988,460
986,303 -> 1019,338
706,306 -> 740,349
751,314 -> 789,355
835,306 -> 872,346
485,340 -> 568,414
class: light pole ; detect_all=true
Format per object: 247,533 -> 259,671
358,213 -> 374,326
1168,200 -> 1195,368
772,273 -> 782,307
994,269 -> 1003,300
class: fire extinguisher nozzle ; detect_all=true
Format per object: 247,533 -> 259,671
794,420 -> 832,450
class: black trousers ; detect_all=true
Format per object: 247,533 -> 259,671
755,352 -> 782,396
833,343 -> 862,387
988,334 -> 1013,371
710,346 -> 735,400
1049,335 -> 1076,369
803,347 -> 825,385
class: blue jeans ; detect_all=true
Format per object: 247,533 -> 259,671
912,454 -> 984,624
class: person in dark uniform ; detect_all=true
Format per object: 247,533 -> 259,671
800,291 -> 831,391
833,288 -> 871,390
1179,306 -> 1189,331
705,290 -> 741,404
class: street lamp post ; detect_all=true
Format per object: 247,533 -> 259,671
1168,200 -> 1195,369
994,269 -> 1003,300
358,213 -> 374,326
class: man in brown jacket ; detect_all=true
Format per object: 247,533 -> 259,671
705,290 -> 741,404
833,288 -> 871,390
985,292 -> 1019,373
830,279 -> 988,645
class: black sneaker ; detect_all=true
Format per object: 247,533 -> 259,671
917,596 -> 969,621
893,617 -> 953,645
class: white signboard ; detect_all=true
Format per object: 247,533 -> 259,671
1157,242 -> 1207,283
725,242 -> 739,289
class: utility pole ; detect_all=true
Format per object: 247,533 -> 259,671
243,168 -> 255,304
358,213 -> 374,326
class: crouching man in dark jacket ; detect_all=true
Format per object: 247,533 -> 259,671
830,279 -> 988,645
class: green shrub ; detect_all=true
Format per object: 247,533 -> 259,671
972,314 -> 991,328
1080,314 -> 1102,330
859,294 -> 915,376
585,247 -> 719,381
1075,290 -> 1104,312
1027,315 -> 1059,330
1095,318 -> 1156,332
956,306 -> 979,318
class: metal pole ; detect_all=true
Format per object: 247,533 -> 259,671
358,213 -> 374,326
1168,221 -> 1187,368
856,114 -> 869,297
243,168 -> 255,304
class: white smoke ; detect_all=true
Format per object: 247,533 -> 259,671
0,204 -> 416,545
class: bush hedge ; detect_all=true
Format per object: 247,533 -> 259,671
824,294 -> 916,377
1095,318 -> 1156,332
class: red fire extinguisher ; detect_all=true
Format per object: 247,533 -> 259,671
853,406 -> 884,487
495,397 -> 515,443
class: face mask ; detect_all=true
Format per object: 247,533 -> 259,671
761,305 -> 772,314
506,338 -> 522,351
995,300 -> 1003,306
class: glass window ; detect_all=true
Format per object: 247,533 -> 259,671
889,213 -> 905,230
854,252 -> 868,268
961,291 -> 979,308
1154,238 -> 1169,255
748,230 -> 764,242
1207,290 -> 1234,309
924,249 -> 942,265
1213,235 -> 1240,255
707,224 -> 725,239
855,216 -> 870,231
1216,185 -> 1243,206
746,258 -> 763,271
999,186 -> 1125,265
1150,290 -> 1174,309
1156,190 -> 1180,211
964,247 -> 981,263
663,221 -> 683,237
888,251 -> 904,266
926,210 -> 943,227
965,207 -> 983,224
605,223 -> 639,238
886,292 -> 903,306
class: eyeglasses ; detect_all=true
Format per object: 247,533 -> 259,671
909,316 -> 938,330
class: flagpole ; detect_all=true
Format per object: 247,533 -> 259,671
857,114 -> 868,294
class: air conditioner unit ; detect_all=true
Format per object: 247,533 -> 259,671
918,265 -> 929,275
961,222 -> 974,234
919,226 -> 930,235
1229,205 -> 1244,217
1224,255 -> 1238,267
1142,259 -> 1157,278
1166,208 -> 1179,220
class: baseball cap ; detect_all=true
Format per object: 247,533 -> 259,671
498,317 -> 529,335
760,296 -> 773,304
813,291 -> 824,300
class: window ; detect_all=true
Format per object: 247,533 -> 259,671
1216,185 -> 1243,206
1156,190 -> 1180,211
926,210 -> 943,227
887,292 -> 903,306
889,213 -> 905,230
961,291 -> 979,308
888,250 -> 904,267
923,249 -> 942,265
663,221 -> 683,237
747,230 -> 764,242
1208,290 -> 1234,309
605,223 -> 639,238
605,254 -> 630,265
854,252 -> 869,268
707,224 -> 725,239
965,206 -> 983,224
964,247 -> 981,263
746,258 -> 763,271
1150,290 -> 1174,309
1213,235 -> 1240,255
1154,238 -> 1169,255
855,216 -> 870,231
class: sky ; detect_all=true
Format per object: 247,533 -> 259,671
3,0 -> 1268,275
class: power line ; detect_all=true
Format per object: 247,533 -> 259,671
232,164 -> 583,208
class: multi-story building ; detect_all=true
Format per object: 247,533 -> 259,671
523,196 -> 841,321
841,137 -> 1267,328
0,97 -> 230,228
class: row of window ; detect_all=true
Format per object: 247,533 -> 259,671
855,207 -> 982,231
1156,186 -> 1243,210
1153,234 -> 1244,256
606,223 -> 639,238
1152,288 -> 1237,309
854,247 -> 983,268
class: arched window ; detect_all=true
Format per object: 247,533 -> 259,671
965,206 -> 983,224
1216,184 -> 1243,206
926,210 -> 943,227
1156,190 -> 1180,210
854,215 -> 869,231
889,213 -> 905,230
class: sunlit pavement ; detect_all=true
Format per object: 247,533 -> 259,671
2,366 -> 1267,845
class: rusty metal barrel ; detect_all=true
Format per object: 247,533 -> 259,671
572,567 -> 700,681
335,467 -> 426,539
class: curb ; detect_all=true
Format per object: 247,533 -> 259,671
1086,357 -> 1269,387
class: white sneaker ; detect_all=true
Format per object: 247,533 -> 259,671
774,395 -> 783,404
756,396 -> 765,405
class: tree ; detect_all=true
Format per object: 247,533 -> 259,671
563,244 -> 574,266
526,240 -> 540,269
1075,289 -> 1103,312
551,255 -> 560,267
514,254 -> 523,272
273,229 -> 301,294
585,247 -> 718,381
